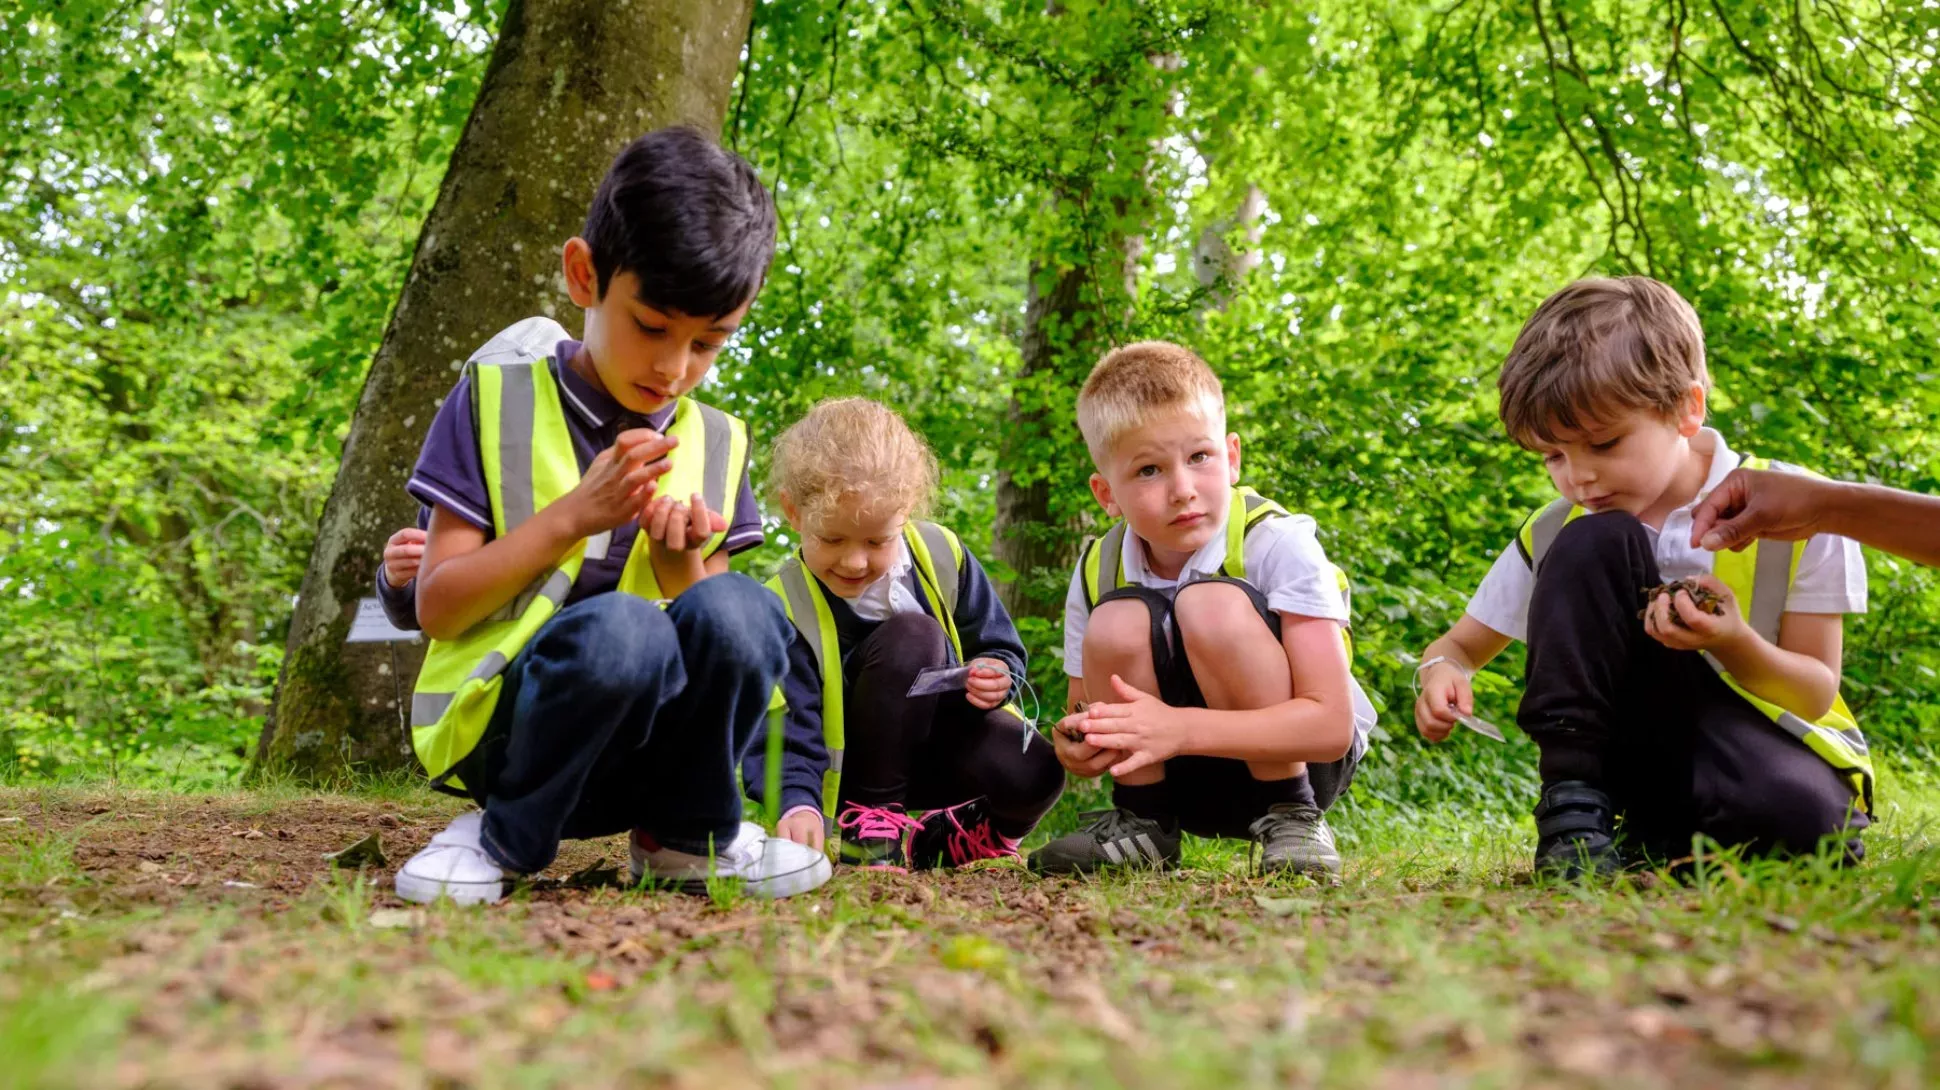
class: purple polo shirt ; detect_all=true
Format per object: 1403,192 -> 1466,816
406,338 -> 764,607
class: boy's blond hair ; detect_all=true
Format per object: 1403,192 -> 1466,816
1076,341 -> 1226,465
770,397 -> 937,527
1498,276 -> 1709,447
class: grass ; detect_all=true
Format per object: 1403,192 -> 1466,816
1,777 -> 1938,1089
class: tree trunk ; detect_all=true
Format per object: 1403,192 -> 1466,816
257,0 -> 755,777
991,259 -> 1107,620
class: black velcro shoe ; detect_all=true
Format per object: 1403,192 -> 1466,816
1532,781 -> 1620,880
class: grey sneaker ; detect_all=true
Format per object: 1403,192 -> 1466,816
1250,803 -> 1341,877
1027,808 -> 1181,875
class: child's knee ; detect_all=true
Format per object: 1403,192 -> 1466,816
877,611 -> 948,662
1173,580 -> 1267,649
1085,597 -> 1156,668
1546,511 -> 1650,568
674,574 -> 790,667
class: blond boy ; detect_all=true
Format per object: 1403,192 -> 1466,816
1415,277 -> 1872,878
1030,342 -> 1376,876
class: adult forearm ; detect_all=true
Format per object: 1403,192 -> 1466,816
1709,636 -> 1838,721
1177,698 -> 1356,764
1827,482 -> 1940,567
418,505 -> 583,639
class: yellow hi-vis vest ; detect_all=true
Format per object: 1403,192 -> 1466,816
1077,486 -> 1354,655
766,521 -> 1021,833
1515,455 -> 1875,814
409,352 -> 749,791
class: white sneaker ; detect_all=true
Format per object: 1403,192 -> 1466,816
394,811 -> 506,905
630,821 -> 831,899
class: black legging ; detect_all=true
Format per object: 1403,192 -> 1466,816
838,612 -> 1064,838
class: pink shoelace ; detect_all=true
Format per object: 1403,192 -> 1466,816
837,803 -> 922,842
936,804 -> 1020,865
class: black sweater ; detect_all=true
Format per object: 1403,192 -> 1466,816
759,543 -> 1028,815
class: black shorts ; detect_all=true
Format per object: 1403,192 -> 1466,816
1093,578 -> 1362,837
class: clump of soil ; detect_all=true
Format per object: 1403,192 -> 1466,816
1639,578 -> 1726,627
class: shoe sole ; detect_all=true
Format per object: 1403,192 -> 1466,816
630,854 -> 833,899
1027,855 -> 1178,876
394,871 -> 504,906
1257,857 -> 1342,878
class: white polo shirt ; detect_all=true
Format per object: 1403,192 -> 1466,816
1061,511 -> 1378,733
1465,427 -> 1868,642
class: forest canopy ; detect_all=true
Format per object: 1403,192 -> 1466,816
4,0 -> 1938,809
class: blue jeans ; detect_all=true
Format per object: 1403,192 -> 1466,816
458,573 -> 791,873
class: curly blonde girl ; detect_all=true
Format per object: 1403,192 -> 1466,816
770,397 -> 939,527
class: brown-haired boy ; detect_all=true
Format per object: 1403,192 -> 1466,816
1415,276 -> 1874,878
1030,341 -> 1375,876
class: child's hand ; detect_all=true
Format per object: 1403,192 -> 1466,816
1414,661 -> 1472,743
643,491 -> 729,554
1051,721 -> 1122,779
563,428 -> 676,537
775,808 -> 826,852
381,527 -> 427,587
1643,574 -> 1747,653
1074,674 -> 1185,778
965,658 -> 1011,710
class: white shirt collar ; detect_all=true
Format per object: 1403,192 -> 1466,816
1118,509 -> 1232,587
843,537 -> 918,620
1662,426 -> 1739,527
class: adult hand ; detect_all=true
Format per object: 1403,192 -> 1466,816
381,527 -> 427,587
965,658 -> 1011,710
1074,674 -> 1186,778
1691,468 -> 1829,552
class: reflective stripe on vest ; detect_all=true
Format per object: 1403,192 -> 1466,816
1516,456 -> 1874,813
409,350 -> 747,789
767,521 -> 1009,834
1079,487 -> 1354,653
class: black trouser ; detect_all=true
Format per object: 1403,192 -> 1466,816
1520,512 -> 1867,861
1094,578 -> 1363,839
838,612 -> 1064,838
454,575 -> 791,873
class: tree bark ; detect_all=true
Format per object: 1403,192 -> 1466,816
257,0 -> 755,777
991,259 -> 1106,620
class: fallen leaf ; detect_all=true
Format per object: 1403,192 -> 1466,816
1254,894 -> 1319,917
1552,1035 -> 1621,1075
369,908 -> 424,930
583,970 -> 618,992
222,880 -> 258,889
938,934 -> 1009,973
325,833 -> 388,869
1762,912 -> 1801,934
136,860 -> 162,874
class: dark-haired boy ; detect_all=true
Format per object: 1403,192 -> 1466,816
395,127 -> 830,904
1414,276 -> 1873,878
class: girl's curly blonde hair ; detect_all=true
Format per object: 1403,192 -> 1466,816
770,397 -> 938,527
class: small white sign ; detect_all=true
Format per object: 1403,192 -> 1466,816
346,597 -> 420,644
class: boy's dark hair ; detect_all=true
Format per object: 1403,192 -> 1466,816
1498,276 -> 1709,448
582,126 -> 777,318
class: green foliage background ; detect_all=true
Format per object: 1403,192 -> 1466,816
5,0 -> 1937,808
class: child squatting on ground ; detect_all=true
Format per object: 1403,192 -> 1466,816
759,398 -> 1066,870
1414,276 -> 1875,879
385,127 -> 832,905
1030,341 -> 1378,878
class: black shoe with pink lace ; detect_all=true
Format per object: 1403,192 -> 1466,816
836,802 -> 920,871
910,798 -> 1021,870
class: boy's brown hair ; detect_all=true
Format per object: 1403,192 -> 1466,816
1077,341 -> 1226,465
1498,276 -> 1709,447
